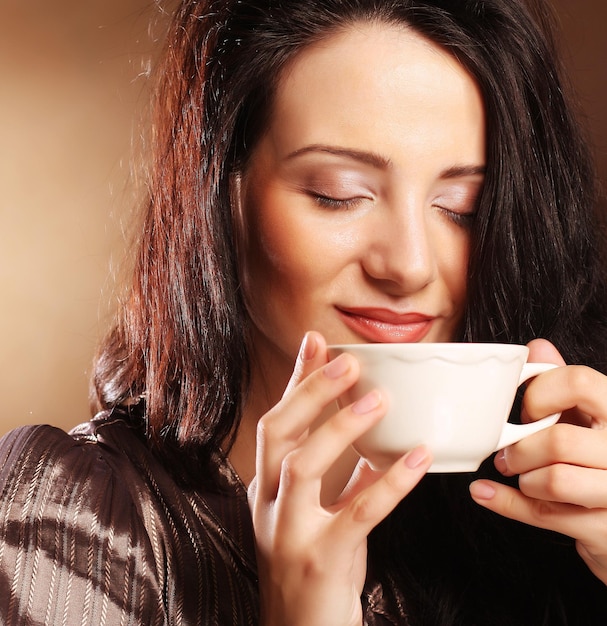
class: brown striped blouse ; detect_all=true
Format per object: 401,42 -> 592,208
0,413 -> 399,625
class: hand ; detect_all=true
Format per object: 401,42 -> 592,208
248,331 -> 432,626
470,338 -> 607,585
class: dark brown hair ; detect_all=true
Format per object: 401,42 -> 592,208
92,0 -> 607,479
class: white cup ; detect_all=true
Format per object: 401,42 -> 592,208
327,342 -> 560,473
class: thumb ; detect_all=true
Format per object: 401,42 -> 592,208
520,338 -> 566,425
282,331 -> 328,398
526,338 -> 567,366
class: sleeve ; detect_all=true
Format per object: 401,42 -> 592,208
0,425 -> 167,626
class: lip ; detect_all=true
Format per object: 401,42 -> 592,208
337,307 -> 435,343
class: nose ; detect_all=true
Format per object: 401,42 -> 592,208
361,199 -> 437,294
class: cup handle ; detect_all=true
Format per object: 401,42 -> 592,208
494,362 -> 561,451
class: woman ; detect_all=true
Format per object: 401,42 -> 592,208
1,0 -> 607,624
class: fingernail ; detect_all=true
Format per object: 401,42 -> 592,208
404,445 -> 429,469
300,332 -> 317,361
324,354 -> 350,379
469,480 -> 496,500
494,450 -> 508,474
352,390 -> 381,415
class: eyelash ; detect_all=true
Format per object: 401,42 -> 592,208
312,194 -> 364,210
310,194 -> 477,227
436,205 -> 476,228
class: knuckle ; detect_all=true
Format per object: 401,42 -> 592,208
382,467 -> 410,494
350,493 -> 376,524
532,498 -> 559,524
283,368 -> 335,414
326,408 -> 360,438
503,488 -> 521,514
541,464 -> 575,502
280,449 -> 308,484
545,424 -> 578,459
247,477 -> 258,501
297,374 -> 319,402
567,365 -> 595,396
256,404 -> 291,444
256,414 -> 274,443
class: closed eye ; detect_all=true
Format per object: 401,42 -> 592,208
434,204 -> 477,228
312,193 -> 367,210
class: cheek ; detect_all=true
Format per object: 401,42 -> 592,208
239,192 -> 335,319
441,233 -> 470,304
243,208 -> 312,291
241,187 -> 354,297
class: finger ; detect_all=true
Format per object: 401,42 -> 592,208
282,331 -> 327,398
253,331 -> 327,507
261,350 -> 359,444
522,339 -> 586,427
335,458 -> 385,505
496,423 -> 607,476
275,390 -> 387,508
522,364 -> 607,428
334,446 -> 432,542
469,479 -> 604,545
247,475 -> 258,511
255,344 -> 360,502
518,464 -> 607,509
526,338 -> 567,367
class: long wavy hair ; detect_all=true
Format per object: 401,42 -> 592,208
92,0 -> 607,475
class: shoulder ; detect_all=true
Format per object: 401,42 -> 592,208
0,417 -> 259,625
0,423 -> 102,506
0,418 -> 147,507
0,415 -> 172,541
0,419 -> 168,624
0,423 -> 77,474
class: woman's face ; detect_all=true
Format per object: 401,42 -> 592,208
236,22 -> 485,383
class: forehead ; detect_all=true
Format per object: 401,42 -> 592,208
261,21 -> 485,164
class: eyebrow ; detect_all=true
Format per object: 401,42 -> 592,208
440,164 -> 486,179
285,144 -> 485,179
285,144 -> 392,169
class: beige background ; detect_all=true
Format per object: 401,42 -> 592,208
1,1 -> 606,436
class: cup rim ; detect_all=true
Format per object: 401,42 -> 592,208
328,341 -> 527,351
327,342 -> 529,362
